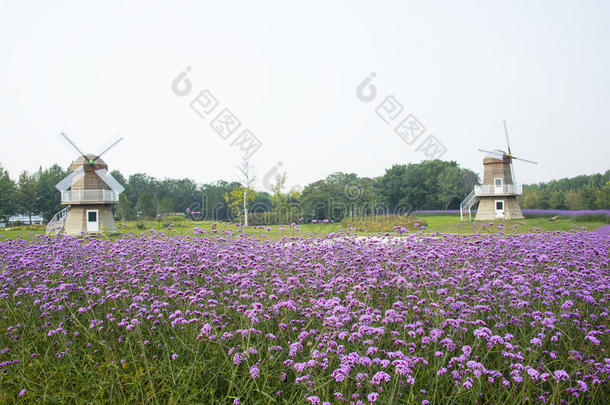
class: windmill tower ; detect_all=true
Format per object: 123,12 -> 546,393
460,121 -> 537,221
46,133 -> 125,236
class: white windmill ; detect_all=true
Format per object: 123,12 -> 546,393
460,121 -> 538,221
46,133 -> 125,235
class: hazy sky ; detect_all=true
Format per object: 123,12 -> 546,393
1,0 -> 609,192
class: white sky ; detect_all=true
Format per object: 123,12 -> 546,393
1,0 -> 608,192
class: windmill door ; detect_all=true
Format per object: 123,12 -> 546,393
86,209 -> 99,232
494,200 -> 505,218
494,178 -> 503,194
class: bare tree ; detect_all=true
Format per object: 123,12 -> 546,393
236,160 -> 257,227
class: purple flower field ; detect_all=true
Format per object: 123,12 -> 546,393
0,230 -> 609,403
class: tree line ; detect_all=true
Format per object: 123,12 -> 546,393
0,160 -> 608,225
0,164 -> 67,224
520,170 -> 610,210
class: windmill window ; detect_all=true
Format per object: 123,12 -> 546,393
495,201 -> 504,211
494,178 -> 503,187
88,211 -> 97,222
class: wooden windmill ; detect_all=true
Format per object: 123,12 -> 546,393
460,121 -> 537,221
46,133 -> 124,235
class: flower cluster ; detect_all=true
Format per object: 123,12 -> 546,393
0,230 -> 608,402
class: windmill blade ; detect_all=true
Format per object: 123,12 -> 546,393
478,149 -> 506,158
503,120 -> 512,156
510,159 -> 517,185
54,167 -> 85,191
92,137 -> 123,163
60,132 -> 88,159
95,169 -> 125,193
511,156 -> 538,164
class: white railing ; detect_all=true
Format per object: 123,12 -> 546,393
61,189 -> 119,203
46,206 -> 70,235
474,184 -> 522,196
460,189 -> 478,221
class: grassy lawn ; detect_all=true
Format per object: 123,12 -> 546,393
114,219 -> 359,240
1,215 -> 606,241
0,220 -> 367,241
0,225 -> 47,240
421,215 -> 607,234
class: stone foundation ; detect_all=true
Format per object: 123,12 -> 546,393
475,197 -> 524,221
63,205 -> 118,235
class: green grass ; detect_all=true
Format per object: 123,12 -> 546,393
0,215 -> 606,242
0,225 -> 47,240
425,216 -> 606,234
115,219 -> 362,240
341,215 -> 426,233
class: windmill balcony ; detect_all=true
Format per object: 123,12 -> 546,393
474,184 -> 522,196
61,189 -> 119,204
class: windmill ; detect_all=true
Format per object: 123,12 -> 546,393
460,121 -> 538,221
46,133 -> 125,235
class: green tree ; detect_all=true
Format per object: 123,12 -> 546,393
523,186 -> 550,209
548,190 -> 567,209
126,173 -> 159,215
437,167 -> 462,210
347,177 -> 380,217
159,196 -> 175,214
251,192 -> 272,212
378,161 -> 461,211
0,164 -> 18,224
379,165 -> 409,212
437,166 -> 478,210
17,171 -> 39,224
396,164 -> 427,210
36,164 -> 68,221
158,178 -> 199,213
117,193 -> 134,220
522,170 -> 610,209
595,182 -> 610,209
224,186 -> 255,224
579,185 -> 598,209
564,190 -> 582,210
200,180 -> 240,221
110,170 -> 127,188
270,172 -> 287,206
136,193 -> 155,218
300,179 -> 345,221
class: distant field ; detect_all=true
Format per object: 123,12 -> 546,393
1,214 -> 607,241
